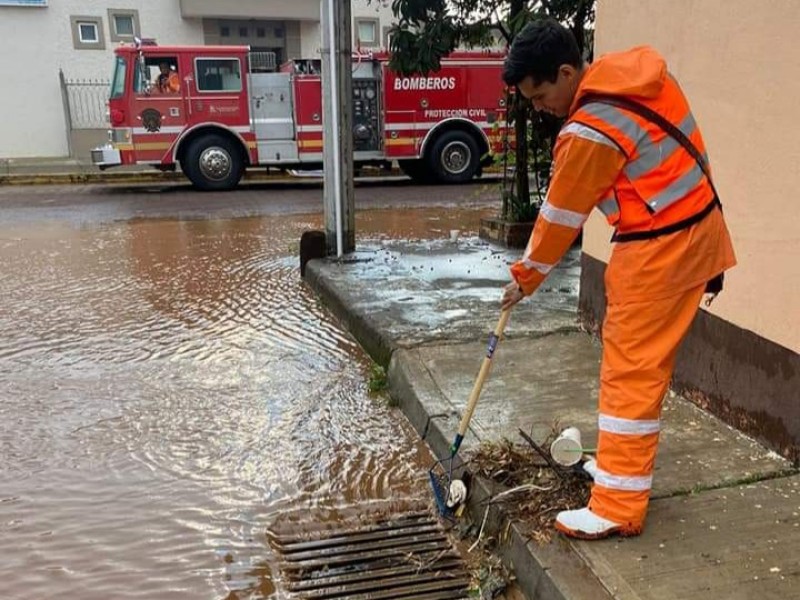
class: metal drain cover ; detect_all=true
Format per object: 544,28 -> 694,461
268,500 -> 471,599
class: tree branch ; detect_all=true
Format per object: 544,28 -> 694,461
518,428 -> 567,478
539,0 -> 555,15
492,12 -> 512,43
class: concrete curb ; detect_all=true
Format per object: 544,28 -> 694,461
305,260 -> 396,367
388,346 -> 614,600
466,477 -> 615,600
305,257 -> 612,600
0,170 -> 313,187
305,252 -> 800,600
0,172 -> 183,186
0,165 -> 503,187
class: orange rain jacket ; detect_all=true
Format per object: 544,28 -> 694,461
510,47 -> 736,303
157,71 -> 181,94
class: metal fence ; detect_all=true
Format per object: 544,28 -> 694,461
59,70 -> 110,130
249,51 -> 278,72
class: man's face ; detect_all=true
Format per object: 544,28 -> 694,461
517,65 -> 579,118
159,64 -> 170,75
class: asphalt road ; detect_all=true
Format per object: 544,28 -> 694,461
0,177 -> 501,225
0,175 -> 510,599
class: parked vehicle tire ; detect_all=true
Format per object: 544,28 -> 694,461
183,134 -> 245,191
427,130 -> 481,184
398,159 -> 434,183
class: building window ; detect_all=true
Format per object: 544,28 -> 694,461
256,27 -> 266,38
239,26 -> 248,37
70,16 -> 105,50
107,9 -> 139,42
274,27 -> 284,39
79,22 -> 99,43
355,19 -> 378,47
220,26 -> 230,37
115,15 -> 133,36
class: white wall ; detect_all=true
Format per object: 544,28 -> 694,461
0,0 -> 202,158
352,0 -> 395,47
298,0 -> 397,57
299,20 -> 322,58
0,0 -> 399,158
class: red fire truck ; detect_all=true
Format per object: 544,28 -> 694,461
92,41 -> 509,191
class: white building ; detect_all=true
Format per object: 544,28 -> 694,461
0,0 -> 396,159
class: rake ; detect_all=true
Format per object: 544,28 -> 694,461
429,309 -> 512,517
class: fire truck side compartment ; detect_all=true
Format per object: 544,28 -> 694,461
352,61 -> 382,154
250,72 -> 298,162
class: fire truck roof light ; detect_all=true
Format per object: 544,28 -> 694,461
134,37 -> 157,49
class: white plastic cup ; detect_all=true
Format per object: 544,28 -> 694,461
449,229 -> 459,242
550,426 -> 583,467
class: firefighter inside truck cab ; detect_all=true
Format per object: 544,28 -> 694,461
155,62 -> 180,94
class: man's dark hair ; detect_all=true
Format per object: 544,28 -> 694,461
503,19 -> 582,87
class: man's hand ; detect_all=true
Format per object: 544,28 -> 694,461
501,281 -> 524,311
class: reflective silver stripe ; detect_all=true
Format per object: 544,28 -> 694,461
647,162 -> 705,212
595,468 -> 652,492
599,414 -> 660,435
625,113 -> 697,180
578,102 -> 647,147
559,122 -> 620,151
541,200 -> 588,229
597,192 -> 620,217
522,258 -> 554,275
133,126 -> 184,135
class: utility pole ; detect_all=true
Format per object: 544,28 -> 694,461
321,0 -> 355,256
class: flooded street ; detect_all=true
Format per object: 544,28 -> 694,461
0,183 -> 497,599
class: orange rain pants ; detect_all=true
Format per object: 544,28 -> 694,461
588,280 -> 707,529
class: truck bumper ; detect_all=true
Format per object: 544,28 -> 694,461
91,145 -> 122,169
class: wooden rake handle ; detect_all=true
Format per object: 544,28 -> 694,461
450,309 -> 512,454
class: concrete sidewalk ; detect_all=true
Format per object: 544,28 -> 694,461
304,237 -> 799,600
0,157 -> 171,184
0,156 -> 306,186
0,156 -> 503,186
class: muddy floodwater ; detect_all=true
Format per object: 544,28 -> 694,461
0,206 -> 494,599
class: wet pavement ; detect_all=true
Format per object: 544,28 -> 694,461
0,178 -> 498,224
304,237 -> 800,600
0,181 -> 501,599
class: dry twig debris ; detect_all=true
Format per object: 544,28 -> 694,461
468,427 -> 591,544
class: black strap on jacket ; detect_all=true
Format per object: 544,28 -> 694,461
577,94 -> 725,297
577,93 -> 722,242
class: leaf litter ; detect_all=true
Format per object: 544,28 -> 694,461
467,426 -> 592,545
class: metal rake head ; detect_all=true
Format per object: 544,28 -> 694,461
428,454 -> 462,518
428,467 -> 452,517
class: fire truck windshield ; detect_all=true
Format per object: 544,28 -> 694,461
110,56 -> 127,100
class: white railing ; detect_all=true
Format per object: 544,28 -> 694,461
249,52 -> 278,72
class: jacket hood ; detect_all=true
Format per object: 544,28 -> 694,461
572,46 -> 667,112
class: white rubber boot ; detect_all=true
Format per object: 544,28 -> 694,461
582,457 -> 597,480
555,507 -> 640,540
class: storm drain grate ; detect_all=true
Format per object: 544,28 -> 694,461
269,504 -> 471,599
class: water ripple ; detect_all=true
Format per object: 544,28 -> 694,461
0,210 -> 494,599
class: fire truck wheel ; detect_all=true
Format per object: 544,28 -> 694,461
184,134 -> 244,191
428,131 -> 481,184
398,159 -> 434,184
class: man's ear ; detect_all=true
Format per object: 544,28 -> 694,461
559,64 -> 578,81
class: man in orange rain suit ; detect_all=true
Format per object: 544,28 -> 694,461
500,19 -> 736,539
155,62 -> 181,94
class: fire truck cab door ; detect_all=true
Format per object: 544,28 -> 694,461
251,73 -> 295,141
